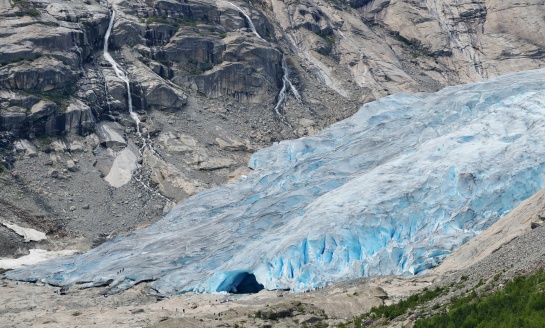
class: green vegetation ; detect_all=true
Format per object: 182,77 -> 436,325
12,0 -> 41,17
320,33 -> 335,47
38,91 -> 72,111
415,271 -> 545,328
186,58 -> 213,76
337,286 -> 446,327
390,31 -> 434,58
370,286 -> 446,321
34,135 -> 54,147
315,32 -> 335,56
0,162 -> 9,175
337,271 -> 545,327
252,310 -> 278,320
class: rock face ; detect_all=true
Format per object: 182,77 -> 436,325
2,0 -> 545,140
1,0 -> 545,273
3,0 -> 545,138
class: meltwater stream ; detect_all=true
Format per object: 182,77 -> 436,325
103,9 -> 141,133
274,55 -> 302,115
7,68 -> 545,295
102,7 -> 172,201
224,1 -> 263,40
223,1 -> 301,114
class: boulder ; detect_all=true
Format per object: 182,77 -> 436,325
69,140 -> 85,153
66,159 -> 78,172
50,139 -> 68,152
14,139 -> 37,157
104,146 -> 139,188
0,107 -> 27,135
63,99 -> 96,135
141,80 -> 188,111
0,56 -> 78,93
29,100 -> 57,121
95,122 -> 127,151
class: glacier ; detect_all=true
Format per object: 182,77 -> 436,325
6,69 -> 545,295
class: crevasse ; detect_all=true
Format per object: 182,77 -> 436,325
6,69 -> 545,295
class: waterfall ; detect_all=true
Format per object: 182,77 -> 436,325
281,56 -> 301,102
224,1 -> 263,40
99,6 -> 173,205
274,55 -> 302,115
221,2 -> 302,121
103,9 -> 141,133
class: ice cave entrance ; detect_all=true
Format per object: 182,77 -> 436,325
216,271 -> 264,294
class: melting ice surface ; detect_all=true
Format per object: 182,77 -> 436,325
8,69 -> 545,294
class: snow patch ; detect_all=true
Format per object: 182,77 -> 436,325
0,249 -> 79,270
104,147 -> 138,188
2,222 -> 46,242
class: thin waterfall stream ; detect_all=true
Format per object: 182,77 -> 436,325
274,55 -> 302,115
224,1 -> 263,40
103,9 -> 141,134
103,7 -> 171,203
222,1 -> 302,120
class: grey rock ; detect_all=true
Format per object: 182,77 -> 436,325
95,122 -> 127,151
66,159 -> 78,172
69,141 -> 85,153
14,139 -> 37,157
48,169 -> 60,179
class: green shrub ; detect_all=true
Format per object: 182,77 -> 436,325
368,286 -> 445,320
13,0 -> 41,17
415,271 -> 545,328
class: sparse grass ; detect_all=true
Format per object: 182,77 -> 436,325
186,58 -> 213,76
369,286 -> 446,321
2,53 -> 43,67
39,91 -> 72,111
13,0 -> 41,17
34,135 -> 54,146
0,162 -> 9,175
337,286 -> 446,327
320,33 -> 335,47
315,32 -> 335,56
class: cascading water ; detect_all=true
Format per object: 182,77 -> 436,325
221,1 -> 302,122
274,55 -> 302,115
223,1 -> 263,40
102,7 -> 171,204
103,9 -> 141,133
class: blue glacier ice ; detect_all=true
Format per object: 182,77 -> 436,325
6,69 -> 545,295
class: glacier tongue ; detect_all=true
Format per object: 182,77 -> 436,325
7,69 -> 545,294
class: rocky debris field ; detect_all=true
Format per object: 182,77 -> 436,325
0,269 -> 431,327
1,221 -> 544,327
